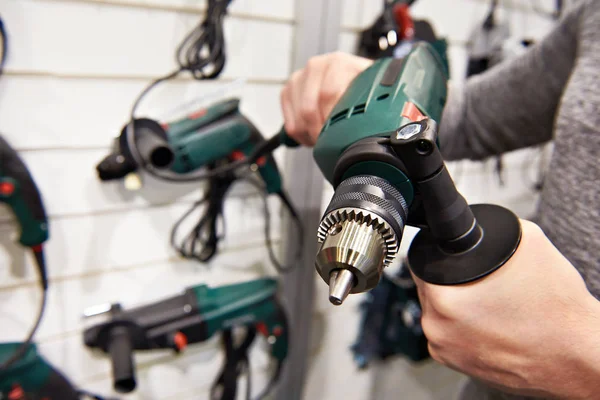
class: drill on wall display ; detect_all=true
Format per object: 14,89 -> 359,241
96,98 -> 303,270
83,278 -> 288,400
96,0 -> 303,269
356,0 -> 449,74
311,43 -> 522,306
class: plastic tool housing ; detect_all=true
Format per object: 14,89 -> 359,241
313,43 -> 521,302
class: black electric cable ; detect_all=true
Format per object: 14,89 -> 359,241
0,15 -> 7,77
0,250 -> 47,371
170,170 -> 235,263
244,178 -> 304,274
170,173 -> 304,273
211,327 -> 282,400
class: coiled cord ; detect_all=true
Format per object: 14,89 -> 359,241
170,175 -> 304,273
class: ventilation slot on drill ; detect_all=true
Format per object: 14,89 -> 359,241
376,94 -> 390,101
330,109 -> 349,124
351,103 -> 366,116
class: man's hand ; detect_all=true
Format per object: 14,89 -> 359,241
280,52 -> 372,146
413,220 -> 600,399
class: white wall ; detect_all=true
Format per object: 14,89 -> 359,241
304,1 -> 558,400
0,1 -> 560,399
0,1 -> 295,399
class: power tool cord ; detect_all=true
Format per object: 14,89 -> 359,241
0,250 -> 47,372
244,177 -> 303,274
170,174 -> 304,273
0,15 -> 6,77
211,327 -> 282,400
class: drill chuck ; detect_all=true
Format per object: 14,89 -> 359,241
315,175 -> 408,305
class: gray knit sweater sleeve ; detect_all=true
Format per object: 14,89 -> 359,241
439,2 -> 582,161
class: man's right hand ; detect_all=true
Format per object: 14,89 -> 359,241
280,52 -> 373,146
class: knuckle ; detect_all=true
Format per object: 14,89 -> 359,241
420,315 -> 440,344
318,87 -> 338,103
522,219 -> 545,238
306,55 -> 323,69
427,343 -> 444,364
299,103 -> 317,122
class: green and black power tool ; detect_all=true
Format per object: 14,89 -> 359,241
0,343 -> 118,400
96,98 -> 296,194
95,99 -> 302,267
312,42 -> 522,305
0,135 -> 49,371
83,278 -> 288,400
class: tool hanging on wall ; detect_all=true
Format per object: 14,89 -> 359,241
0,135 -> 49,372
97,98 -> 303,270
0,343 -> 118,400
83,278 -> 288,400
356,0 -> 449,77
351,258 -> 428,368
116,0 -> 300,185
97,0 -> 302,268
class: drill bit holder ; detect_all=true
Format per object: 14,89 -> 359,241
389,119 -> 522,284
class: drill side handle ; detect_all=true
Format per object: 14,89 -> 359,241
391,119 -> 522,285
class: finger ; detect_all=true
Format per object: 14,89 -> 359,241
285,70 -> 314,146
280,85 -> 296,138
296,58 -> 328,145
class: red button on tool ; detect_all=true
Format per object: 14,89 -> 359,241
188,108 -> 207,120
173,331 -> 188,351
0,181 -> 15,196
272,325 -> 283,337
230,150 -> 245,161
401,102 -> 426,122
8,385 -> 24,400
256,322 -> 269,336
256,156 -> 266,167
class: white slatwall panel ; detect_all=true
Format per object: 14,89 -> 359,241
0,0 -> 294,398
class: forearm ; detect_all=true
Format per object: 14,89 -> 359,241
439,3 -> 581,161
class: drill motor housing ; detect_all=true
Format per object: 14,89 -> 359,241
96,98 -> 283,194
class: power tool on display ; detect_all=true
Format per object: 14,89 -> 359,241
312,42 -> 522,306
96,98 -> 302,269
83,278 -> 288,400
0,343 -> 118,400
0,135 -> 49,372
357,0 -> 449,71
351,258 -> 428,368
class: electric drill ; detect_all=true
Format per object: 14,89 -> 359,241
96,98 -> 291,194
313,42 -> 522,305
95,99 -> 302,266
83,278 -> 288,399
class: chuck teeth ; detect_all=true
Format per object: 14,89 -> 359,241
317,208 -> 399,266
